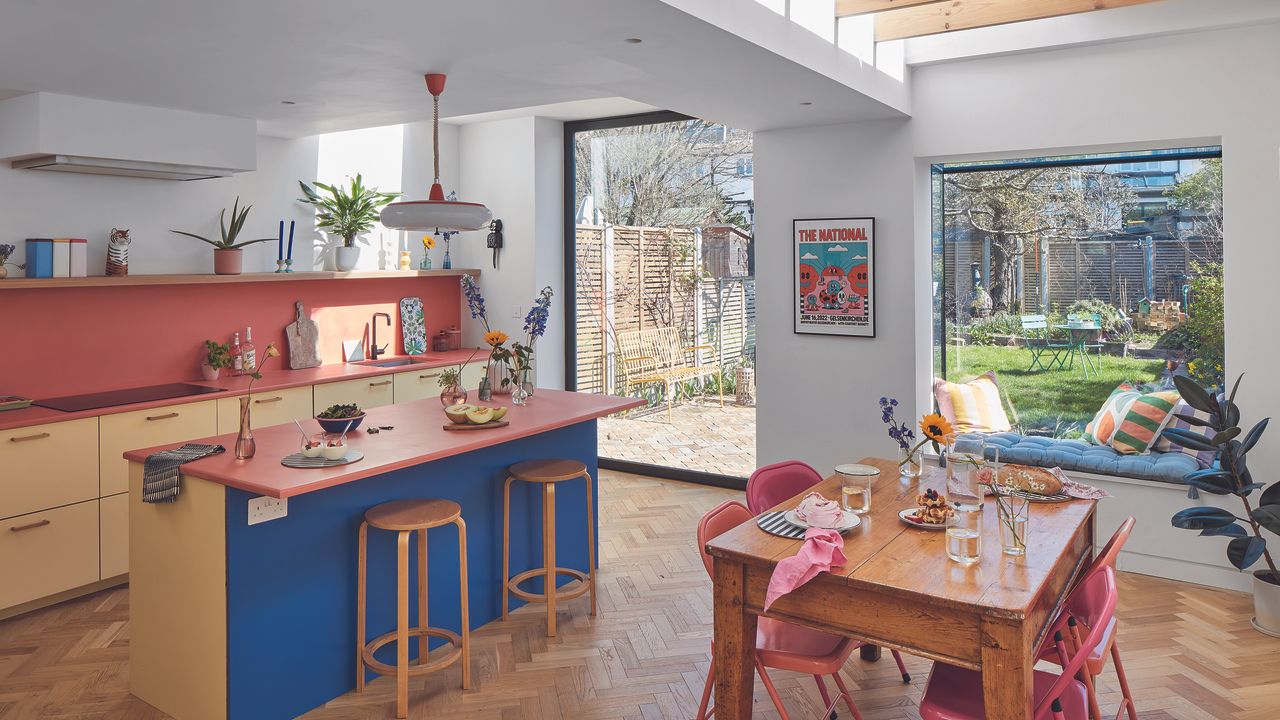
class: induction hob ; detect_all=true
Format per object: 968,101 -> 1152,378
34,383 -> 224,413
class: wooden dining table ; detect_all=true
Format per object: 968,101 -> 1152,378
705,457 -> 1096,718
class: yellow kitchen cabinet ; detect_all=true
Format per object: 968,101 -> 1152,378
99,400 -> 218,497
216,385 -> 312,434
313,376 -> 394,414
100,492 -> 129,579
0,500 -> 99,610
461,362 -> 486,390
393,367 -> 447,404
1,417 -> 99,520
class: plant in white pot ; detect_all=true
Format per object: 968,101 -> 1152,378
171,197 -> 277,275
298,175 -> 399,272
1161,373 -> 1280,636
200,339 -> 233,381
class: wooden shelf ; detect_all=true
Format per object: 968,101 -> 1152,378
0,268 -> 480,290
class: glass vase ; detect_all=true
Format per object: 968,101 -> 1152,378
512,382 -> 530,406
477,374 -> 492,401
514,367 -> 535,398
487,359 -> 512,395
898,446 -> 923,480
442,248 -> 452,269
439,383 -> 467,407
419,253 -> 432,270
996,490 -> 1029,556
234,396 -> 256,460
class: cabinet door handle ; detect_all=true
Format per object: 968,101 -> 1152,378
369,380 -> 392,387
146,412 -> 180,421
254,396 -> 284,404
9,519 -> 51,533
9,432 -> 51,443
418,372 -> 441,380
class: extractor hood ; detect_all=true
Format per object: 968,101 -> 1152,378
11,154 -> 237,181
0,93 -> 255,180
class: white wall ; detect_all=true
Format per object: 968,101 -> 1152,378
0,135 -> 317,274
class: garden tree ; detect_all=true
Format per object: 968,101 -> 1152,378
1167,157 -> 1224,242
574,120 -> 751,229
944,167 -> 1135,313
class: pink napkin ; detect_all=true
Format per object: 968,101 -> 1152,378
764,527 -> 846,611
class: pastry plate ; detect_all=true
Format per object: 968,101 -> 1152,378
899,508 -> 948,530
783,509 -> 862,533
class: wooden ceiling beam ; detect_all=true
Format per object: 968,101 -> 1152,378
835,0 -> 949,18
873,0 -> 1167,42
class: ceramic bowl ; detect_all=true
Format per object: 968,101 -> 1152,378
321,443 -> 348,461
316,413 -> 365,434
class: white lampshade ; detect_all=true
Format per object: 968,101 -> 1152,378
380,198 -> 492,232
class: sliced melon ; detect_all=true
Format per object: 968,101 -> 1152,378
466,407 -> 495,425
490,406 -> 508,421
444,404 -> 474,424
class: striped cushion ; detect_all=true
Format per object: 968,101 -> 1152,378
1110,390 -> 1180,454
933,371 -> 1011,433
1086,383 -> 1138,445
1153,398 -> 1219,468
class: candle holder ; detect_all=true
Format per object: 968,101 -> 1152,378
275,259 -> 287,273
285,258 -> 294,273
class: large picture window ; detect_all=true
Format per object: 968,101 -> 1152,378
932,147 -> 1224,438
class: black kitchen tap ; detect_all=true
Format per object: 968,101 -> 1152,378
372,312 -> 392,359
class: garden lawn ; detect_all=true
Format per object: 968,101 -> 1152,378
943,345 -> 1165,438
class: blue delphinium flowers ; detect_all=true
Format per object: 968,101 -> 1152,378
880,397 -> 915,451
461,274 -> 487,323
523,286 -> 553,340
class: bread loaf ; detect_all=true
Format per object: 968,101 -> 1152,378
998,464 -> 1064,496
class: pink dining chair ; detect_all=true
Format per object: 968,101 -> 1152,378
918,566 -> 1120,720
696,500 -> 865,720
1039,517 -> 1138,720
746,461 -> 912,684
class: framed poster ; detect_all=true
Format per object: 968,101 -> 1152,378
793,217 -> 875,338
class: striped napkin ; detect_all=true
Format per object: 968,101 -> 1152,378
142,443 -> 224,503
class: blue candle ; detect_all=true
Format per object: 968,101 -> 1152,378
287,220 -> 295,260
277,220 -> 284,261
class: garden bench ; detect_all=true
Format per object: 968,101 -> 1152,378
1019,314 -> 1069,371
616,327 -> 722,423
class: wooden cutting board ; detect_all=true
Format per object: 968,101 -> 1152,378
442,421 -> 510,431
286,300 -> 321,369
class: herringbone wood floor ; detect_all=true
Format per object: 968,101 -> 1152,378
2,470 -> 1278,719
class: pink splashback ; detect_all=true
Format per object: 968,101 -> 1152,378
3,276 -> 461,399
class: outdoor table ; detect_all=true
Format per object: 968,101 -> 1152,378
1054,323 -> 1102,377
704,457 -> 1096,719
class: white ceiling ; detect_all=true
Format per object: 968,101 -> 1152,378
0,0 -> 906,137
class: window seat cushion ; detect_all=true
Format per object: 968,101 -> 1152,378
962,432 -> 1199,484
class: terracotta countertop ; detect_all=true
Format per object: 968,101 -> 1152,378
123,389 -> 644,498
0,349 -> 484,432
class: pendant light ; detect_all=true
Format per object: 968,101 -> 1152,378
380,74 -> 492,232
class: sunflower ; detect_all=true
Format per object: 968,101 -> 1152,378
421,234 -> 436,251
484,330 -> 509,347
919,412 -> 955,445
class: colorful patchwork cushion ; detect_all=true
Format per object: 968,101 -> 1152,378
932,371 -> 1012,434
1153,398 -> 1219,468
1085,383 -> 1138,445
1110,389 -> 1180,454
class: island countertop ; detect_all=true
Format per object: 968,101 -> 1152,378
123,389 -> 643,499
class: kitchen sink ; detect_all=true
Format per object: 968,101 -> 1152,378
356,355 -> 446,368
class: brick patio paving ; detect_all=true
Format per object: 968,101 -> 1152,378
598,396 -> 756,477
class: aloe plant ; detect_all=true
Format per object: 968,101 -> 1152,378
1162,374 -> 1279,582
298,174 -> 400,247
170,197 -> 276,250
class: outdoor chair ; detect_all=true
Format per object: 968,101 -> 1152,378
1020,315 -> 1069,371
616,327 -> 722,423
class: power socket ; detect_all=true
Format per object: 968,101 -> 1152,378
247,496 -> 288,525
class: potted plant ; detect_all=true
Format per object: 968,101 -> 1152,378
170,197 -> 277,275
201,340 -> 232,381
298,174 -> 400,272
1160,374 -> 1280,636
0,244 -> 23,279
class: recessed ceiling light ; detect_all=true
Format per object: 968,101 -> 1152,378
799,101 -> 813,106
624,37 -> 643,44
280,100 -> 296,105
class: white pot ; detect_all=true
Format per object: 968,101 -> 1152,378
1254,571 -> 1280,637
335,246 -> 361,272
200,364 -> 220,382
487,360 -> 513,395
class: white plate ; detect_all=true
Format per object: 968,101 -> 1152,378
899,508 -> 948,530
784,509 -> 861,532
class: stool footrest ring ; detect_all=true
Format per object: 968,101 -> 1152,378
506,567 -> 591,603
361,627 -> 463,678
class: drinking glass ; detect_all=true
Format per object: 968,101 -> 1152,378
946,505 -> 983,564
997,490 -> 1030,556
835,464 -> 878,515
947,436 -> 987,510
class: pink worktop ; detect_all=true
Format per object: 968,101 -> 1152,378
122,389 -> 644,498
0,349 -> 483,432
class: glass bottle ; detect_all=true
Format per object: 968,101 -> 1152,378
477,373 -> 492,401
241,326 -> 257,374
230,332 -> 243,376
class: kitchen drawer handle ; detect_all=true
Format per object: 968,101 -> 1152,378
146,412 -> 180,421
254,396 -> 284,404
369,380 -> 392,387
9,432 -> 51,443
9,519 -> 51,533
418,372 -> 441,380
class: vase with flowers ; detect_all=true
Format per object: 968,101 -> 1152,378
895,410 -> 955,476
235,342 -> 281,460
879,397 -> 922,479
0,244 -> 23,279
509,286 -> 554,405
419,234 -> 435,270
462,274 -> 514,394
436,348 -> 480,407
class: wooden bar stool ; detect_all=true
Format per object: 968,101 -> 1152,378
502,459 -> 596,637
357,498 -> 470,719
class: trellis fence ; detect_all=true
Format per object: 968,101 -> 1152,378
574,224 -> 755,395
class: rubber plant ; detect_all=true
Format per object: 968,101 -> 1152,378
1161,374 -> 1279,584
170,197 -> 276,249
298,174 -> 400,247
